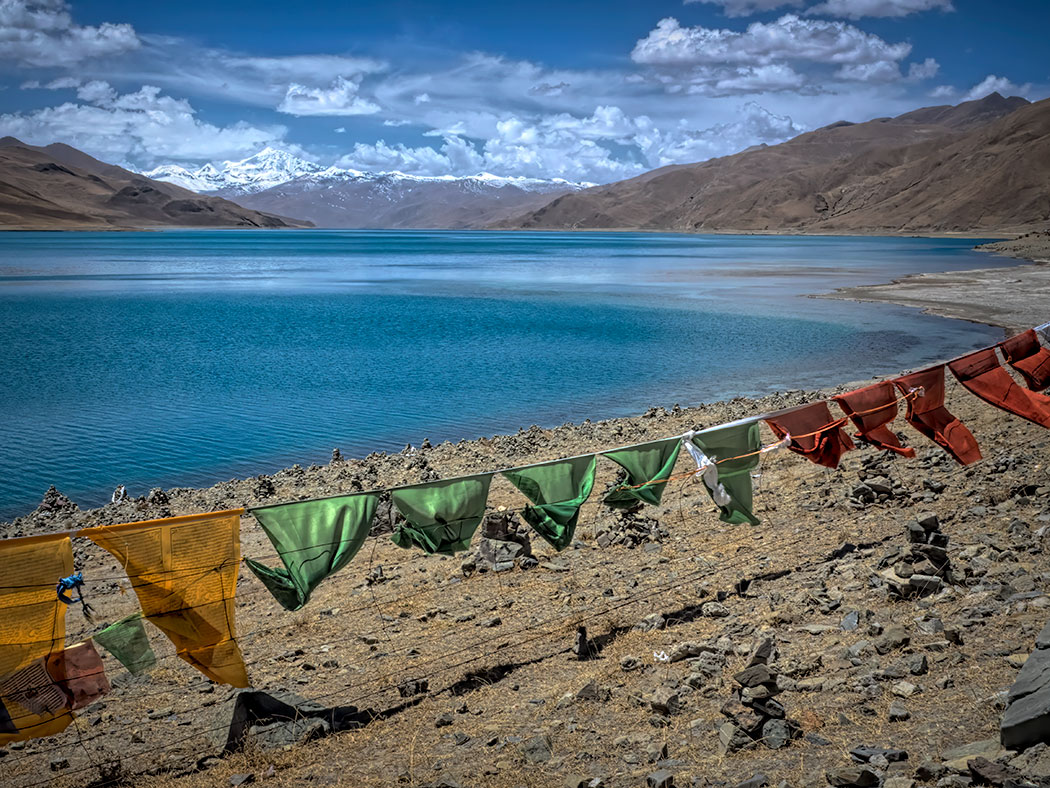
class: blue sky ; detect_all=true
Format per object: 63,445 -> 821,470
0,0 -> 1046,182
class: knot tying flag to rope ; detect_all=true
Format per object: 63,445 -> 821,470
55,572 -> 94,622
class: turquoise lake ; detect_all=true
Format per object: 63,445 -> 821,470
0,230 -> 1012,519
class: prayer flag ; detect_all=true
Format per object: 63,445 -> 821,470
94,614 -> 156,676
247,493 -> 378,611
950,348 -> 1050,429
765,402 -> 854,469
602,438 -> 682,509
391,475 -> 492,555
1001,330 -> 1050,391
504,455 -> 597,550
81,511 -> 249,688
893,366 -> 981,465
833,382 -> 915,458
0,533 -> 75,743
689,422 -> 762,525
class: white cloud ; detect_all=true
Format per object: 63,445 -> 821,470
963,74 -> 1032,101
0,82 -> 287,165
929,85 -> 955,98
807,0 -> 954,19
836,61 -> 901,83
906,57 -> 939,81
685,0 -> 803,16
277,76 -> 380,116
334,101 -> 804,182
632,15 -> 911,67
0,0 -> 139,67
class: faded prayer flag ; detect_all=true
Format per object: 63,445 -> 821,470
81,510 -> 250,688
0,532 -> 76,743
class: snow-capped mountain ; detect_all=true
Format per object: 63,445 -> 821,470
140,148 -> 594,228
143,148 -> 325,195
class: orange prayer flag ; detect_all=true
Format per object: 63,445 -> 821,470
81,510 -> 249,688
0,533 -> 75,743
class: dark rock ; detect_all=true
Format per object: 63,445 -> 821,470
842,611 -> 861,631
968,756 -> 1018,786
888,701 -> 911,721
49,758 -> 69,771
230,776 -> 255,787
760,718 -> 800,750
748,638 -> 775,667
650,687 -> 680,716
521,734 -> 553,763
435,713 -> 453,728
734,775 -> 770,788
398,678 -> 429,697
734,664 -> 776,688
850,746 -> 909,763
719,722 -> 755,754
648,770 -> 675,788
1002,621 -> 1050,748
826,766 -> 879,787
875,626 -> 910,655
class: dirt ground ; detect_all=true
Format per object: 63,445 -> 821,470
2,365 -> 1049,788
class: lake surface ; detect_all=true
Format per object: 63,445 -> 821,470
0,230 -> 1012,519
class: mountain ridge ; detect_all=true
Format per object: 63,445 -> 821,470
0,137 -> 312,231
497,93 -> 1047,235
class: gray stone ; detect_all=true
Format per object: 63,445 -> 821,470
650,687 -> 680,716
826,766 -> 879,787
850,746 -> 908,763
908,655 -> 929,676
636,613 -> 667,632
620,655 -> 642,672
670,641 -> 713,663
876,625 -> 911,655
841,611 -> 861,631
647,770 -> 675,788
759,719 -> 799,750
230,776 -> 255,787
521,734 -> 553,763
719,722 -> 755,754
888,701 -> 911,721
735,664 -> 776,688
734,775 -> 770,788
701,601 -> 731,618
49,758 -> 69,771
943,740 -> 1001,771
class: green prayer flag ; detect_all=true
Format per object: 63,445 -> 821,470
94,613 -> 156,675
504,455 -> 597,551
690,421 -> 762,525
602,437 -> 682,509
246,493 -> 378,611
391,475 -> 492,555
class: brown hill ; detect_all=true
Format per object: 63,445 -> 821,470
501,93 -> 1047,235
0,138 -> 312,230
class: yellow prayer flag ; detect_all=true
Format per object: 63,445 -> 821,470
0,533 -> 75,743
81,510 -> 249,688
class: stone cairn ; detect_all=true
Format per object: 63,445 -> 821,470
462,508 -> 537,575
880,512 -> 952,598
595,502 -> 670,549
718,639 -> 801,753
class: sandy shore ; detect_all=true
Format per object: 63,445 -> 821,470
822,231 -> 1050,332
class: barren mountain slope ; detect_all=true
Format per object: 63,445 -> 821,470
501,94 -> 1040,234
0,138 -> 311,230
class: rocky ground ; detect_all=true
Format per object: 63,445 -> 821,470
2,367 -> 1050,788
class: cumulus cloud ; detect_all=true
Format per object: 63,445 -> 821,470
0,0 -> 139,67
963,74 -> 1031,101
631,15 -> 911,67
807,0 -> 954,19
0,82 -> 287,165
277,76 -> 380,116
334,102 -> 804,182
685,0 -> 803,16
906,58 -> 939,81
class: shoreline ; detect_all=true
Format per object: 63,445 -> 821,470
821,231 -> 1050,333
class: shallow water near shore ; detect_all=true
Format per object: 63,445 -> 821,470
0,229 -> 1012,518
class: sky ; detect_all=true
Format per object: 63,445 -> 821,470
0,0 -> 1047,183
